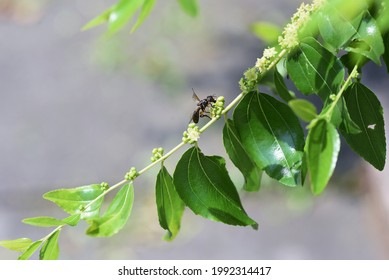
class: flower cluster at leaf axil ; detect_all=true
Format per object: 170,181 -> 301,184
151,147 -> 164,162
211,96 -> 225,119
182,123 -> 200,144
100,182 -> 110,191
125,167 -> 138,181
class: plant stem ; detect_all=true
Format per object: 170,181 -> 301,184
324,64 -> 358,119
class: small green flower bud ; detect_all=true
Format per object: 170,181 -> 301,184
100,182 -> 110,191
125,167 -> 138,181
157,147 -> 164,154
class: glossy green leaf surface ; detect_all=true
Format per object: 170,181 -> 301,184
233,92 -> 304,187
287,37 -> 345,99
223,119 -> 262,192
18,240 -> 42,260
43,184 -> 104,220
318,0 -> 365,49
288,99 -> 317,122
346,12 -> 384,65
341,83 -> 386,170
177,0 -> 199,17
274,69 -> 295,102
0,238 -> 33,252
86,183 -> 134,237
306,119 -> 340,195
156,166 -> 185,241
39,230 -> 60,260
173,147 -> 257,227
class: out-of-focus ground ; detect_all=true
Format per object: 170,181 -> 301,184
0,0 -> 388,259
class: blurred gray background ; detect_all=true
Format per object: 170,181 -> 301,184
1,0 -> 389,259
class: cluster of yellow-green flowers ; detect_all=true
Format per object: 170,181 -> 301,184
278,0 -> 324,50
151,147 -> 164,162
255,47 -> 278,73
100,182 -> 110,191
211,96 -> 225,119
125,167 -> 138,181
182,123 -> 201,144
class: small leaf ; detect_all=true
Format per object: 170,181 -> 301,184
250,22 -> 282,44
23,216 -> 66,227
39,230 -> 60,260
223,119 -> 262,192
287,37 -> 345,100
0,238 -> 33,252
177,0 -> 199,17
233,91 -> 304,187
22,214 -> 81,228
18,240 -> 42,260
131,0 -> 156,33
341,83 -> 386,170
156,166 -> 185,241
346,11 -> 385,65
108,0 -> 144,35
43,184 -> 104,220
86,183 -> 134,237
306,119 -> 340,195
288,99 -> 317,122
82,7 -> 114,31
173,147 -> 257,227
274,69 -> 295,102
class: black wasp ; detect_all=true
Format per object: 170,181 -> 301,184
190,88 -> 217,123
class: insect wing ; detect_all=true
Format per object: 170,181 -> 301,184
192,89 -> 200,102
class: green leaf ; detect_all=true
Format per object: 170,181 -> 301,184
82,7 -> 114,31
177,0 -> 199,17
341,83 -> 386,170
250,22 -> 282,44
22,214 -> 81,227
39,230 -> 60,260
23,216 -> 66,227
108,0 -> 144,35
306,119 -> 340,195
223,119 -> 262,192
338,97 -> 362,134
131,0 -> 156,33
62,214 -> 81,226
18,240 -> 42,260
173,147 -> 257,227
43,184 -> 104,220
156,166 -> 185,241
86,183 -> 134,237
274,69 -> 295,102
0,238 -> 33,252
233,92 -> 304,187
318,0 -> 365,49
288,99 -> 317,122
287,37 -> 345,99
346,11 -> 385,65
383,32 -> 389,73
